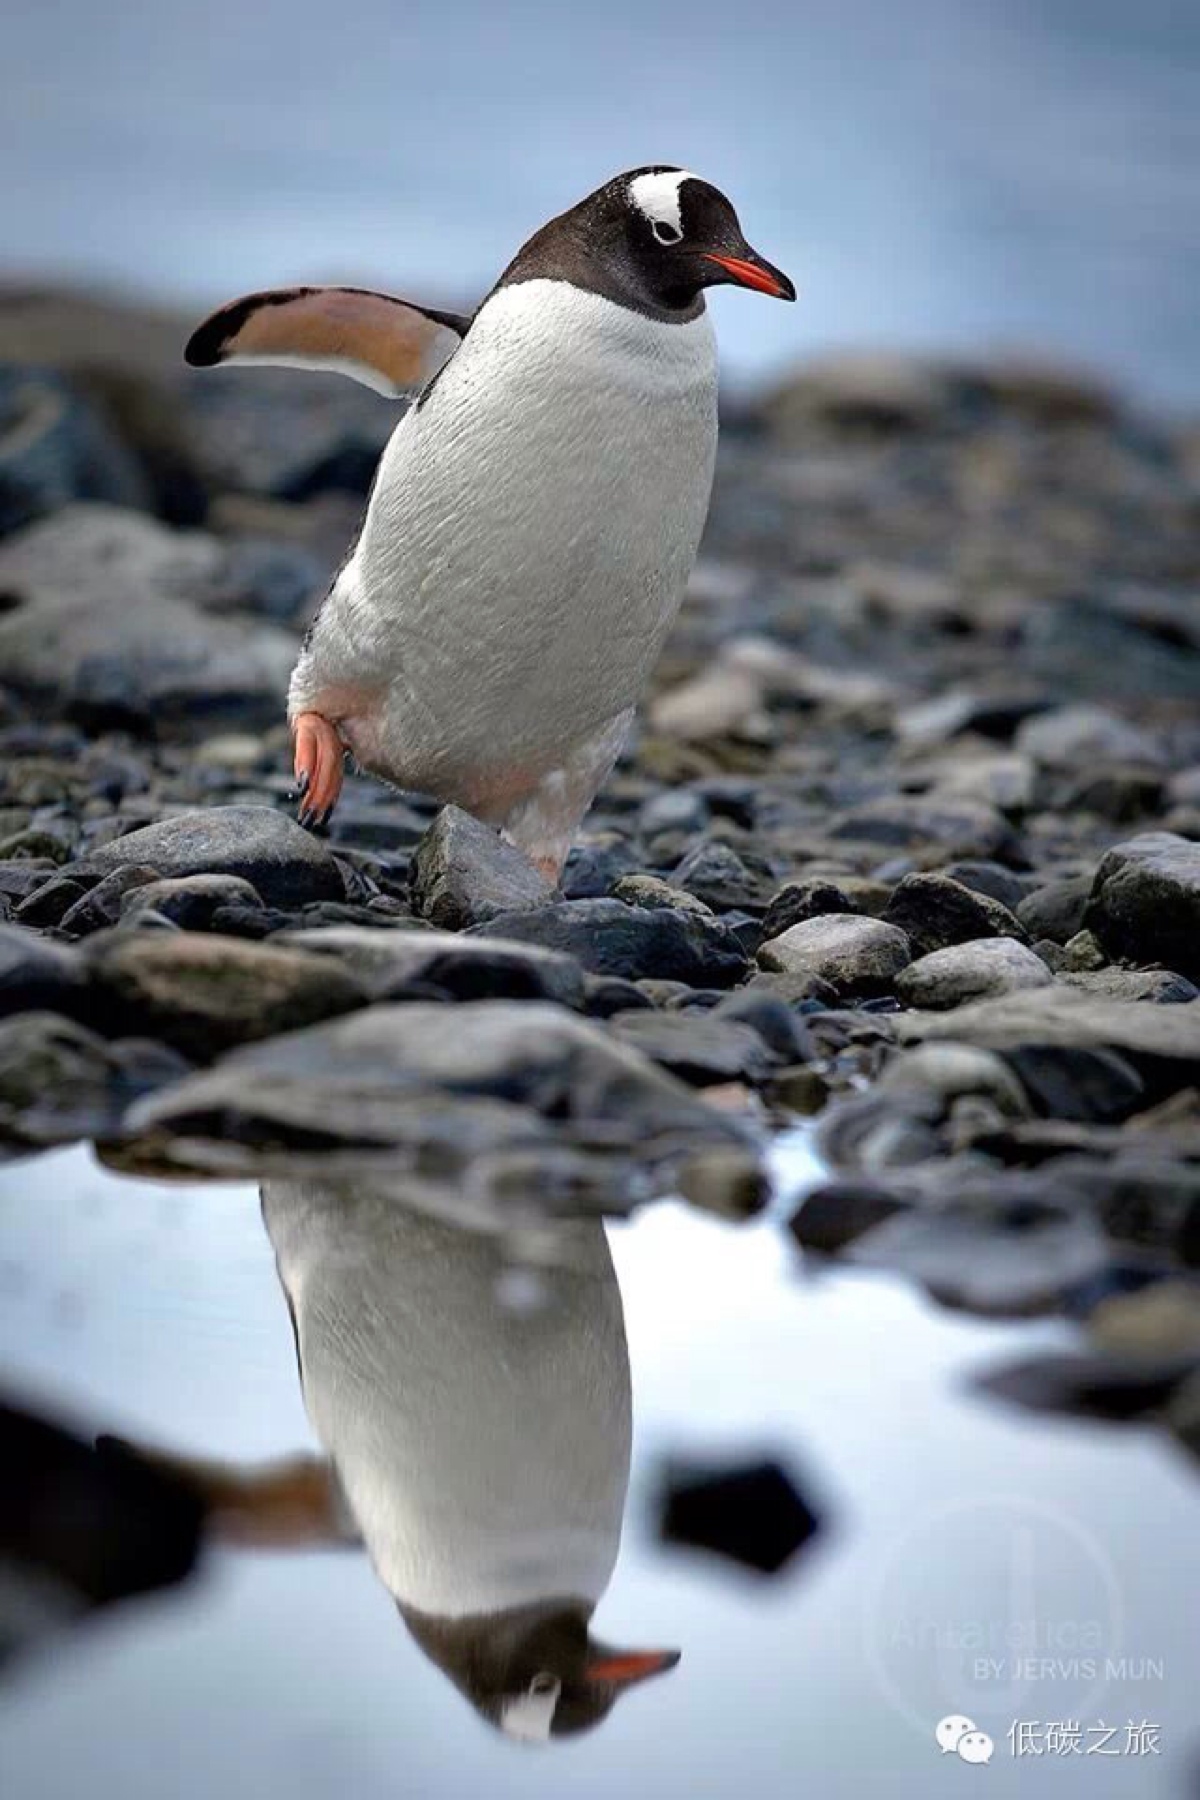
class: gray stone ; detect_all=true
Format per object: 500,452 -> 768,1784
56,866 -> 162,938
826,793 -> 1012,861
274,925 -> 586,1009
882,871 -> 1027,957
1017,875 -> 1093,944
0,369 -> 151,534
895,987 -> 1200,1066
1084,832 -> 1200,981
0,922 -> 87,1019
470,898 -> 749,988
757,914 -> 911,997
0,1010 -> 186,1147
610,874 -> 715,918
1062,967 -> 1198,1005
896,937 -> 1053,1009
759,879 -> 857,942
409,806 -> 555,930
607,1011 -> 775,1087
125,1000 -> 754,1210
1015,703 -> 1165,769
120,874 -> 266,931
84,807 -> 345,909
87,931 -> 367,1058
877,1043 -> 1030,1118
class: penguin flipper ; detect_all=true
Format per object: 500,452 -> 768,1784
184,286 -> 470,397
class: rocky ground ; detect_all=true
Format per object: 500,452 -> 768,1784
2,288 -> 1200,1463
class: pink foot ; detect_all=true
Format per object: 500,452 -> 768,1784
292,712 -> 344,829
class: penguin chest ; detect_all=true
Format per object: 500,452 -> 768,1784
343,281 -> 718,777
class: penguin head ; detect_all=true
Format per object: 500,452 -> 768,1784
618,166 -> 795,307
502,166 -> 795,320
399,1598 -> 680,1742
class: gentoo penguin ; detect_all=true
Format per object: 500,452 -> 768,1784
185,167 -> 794,876
113,1179 -> 676,1741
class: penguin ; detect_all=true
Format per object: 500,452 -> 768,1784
185,167 -> 794,877
112,1178 -> 677,1742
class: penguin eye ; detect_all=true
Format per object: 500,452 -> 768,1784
652,220 -> 683,246
529,1672 -> 559,1697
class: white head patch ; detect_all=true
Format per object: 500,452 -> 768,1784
500,1684 -> 560,1744
628,169 -> 695,240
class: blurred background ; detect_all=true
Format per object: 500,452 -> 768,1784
5,0 -> 1200,402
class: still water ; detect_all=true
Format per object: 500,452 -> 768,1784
0,1139 -> 1195,1797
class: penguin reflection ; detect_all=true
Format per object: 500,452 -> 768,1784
132,1180 -> 677,1741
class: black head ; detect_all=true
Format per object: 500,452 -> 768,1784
399,1599 -> 679,1743
499,165 -> 795,322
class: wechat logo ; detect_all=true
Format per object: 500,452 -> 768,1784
936,1716 -> 994,1764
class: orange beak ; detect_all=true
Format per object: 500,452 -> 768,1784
585,1648 -> 681,1687
701,251 -> 795,300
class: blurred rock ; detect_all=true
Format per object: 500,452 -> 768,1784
410,806 -> 555,930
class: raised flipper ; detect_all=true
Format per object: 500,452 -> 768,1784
184,285 -> 470,397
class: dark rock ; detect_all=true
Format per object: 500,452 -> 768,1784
757,914 -> 910,997
56,866 -> 162,938
86,931 -> 367,1058
676,1146 -> 770,1220
83,807 -> 346,909
788,1182 -> 911,1253
607,1011 -> 775,1087
0,1011 -> 188,1146
0,367 -> 151,535
637,788 -> 711,837
895,987 -> 1200,1071
124,1000 -> 754,1209
882,871 -> 1027,957
1020,596 -> 1200,702
409,806 -> 555,930
826,794 -> 1013,861
120,874 -> 265,932
580,974 -> 654,1018
1017,875 -> 1093,945
849,1180 -> 1110,1316
0,923 -> 86,1019
1057,764 -> 1165,824
326,801 -> 428,853
1002,1045 -> 1145,1123
14,874 -> 90,927
877,1043 -> 1030,1117
671,839 -> 768,913
275,925 -> 586,1009
470,899 -> 749,988
941,860 -> 1028,913
199,535 -> 323,624
760,879 -> 856,942
974,1351 -> 1191,1422
896,937 -> 1053,1009
610,873 -> 715,918
183,366 -> 396,500
817,1090 -> 944,1172
658,1457 -> 823,1577
711,990 -> 812,1062
1084,832 -> 1200,981
560,835 -> 643,900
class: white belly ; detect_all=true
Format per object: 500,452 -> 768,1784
296,281 -> 717,796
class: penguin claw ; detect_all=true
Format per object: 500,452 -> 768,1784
291,711 -> 344,829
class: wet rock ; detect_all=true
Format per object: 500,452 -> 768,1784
826,794 -> 1012,861
894,987 -> 1200,1071
1084,832 -> 1200,981
1017,875 -> 1093,945
671,839 -> 767,913
0,367 -> 151,534
974,1352 -> 1191,1422
607,1012 -> 775,1087
84,807 -> 345,909
125,1000 -> 753,1209
757,914 -> 910,998
850,1181 -> 1110,1316
1062,967 -> 1198,1005
0,506 -> 297,731
788,1182 -> 911,1253
676,1146 -> 770,1220
609,873 -> 715,918
470,899 -> 749,988
1086,1282 -> 1200,1361
657,1457 -> 823,1577
759,879 -> 857,942
0,922 -> 86,1018
120,874 -> 265,931
274,925 -> 586,1009
1015,704 -> 1164,770
877,1043 -> 1030,1118
87,931 -> 367,1058
55,866 -> 162,938
882,871 -> 1027,956
0,1011 -> 187,1146
896,937 -> 1053,1009
409,806 -> 555,930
